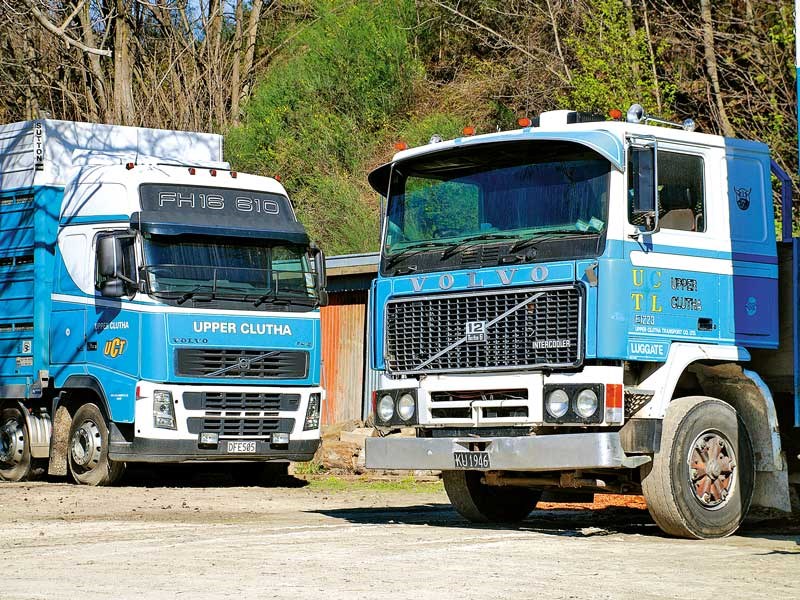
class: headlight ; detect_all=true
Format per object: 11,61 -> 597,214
545,389 -> 569,419
377,394 -> 395,422
575,388 -> 599,418
153,390 -> 176,429
396,393 -> 415,421
304,393 -> 321,430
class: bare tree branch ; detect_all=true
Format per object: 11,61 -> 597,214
22,0 -> 112,57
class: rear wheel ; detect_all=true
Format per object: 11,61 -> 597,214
68,403 -> 125,486
442,470 -> 541,523
0,406 -> 33,482
642,396 -> 754,539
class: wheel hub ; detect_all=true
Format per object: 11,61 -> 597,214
0,419 -> 24,465
70,421 -> 102,469
689,431 -> 736,509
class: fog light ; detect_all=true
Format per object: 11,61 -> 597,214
304,393 -> 321,431
199,432 -> 218,447
377,394 -> 395,422
575,389 -> 599,418
545,389 -> 569,419
272,432 -> 289,444
153,390 -> 176,429
397,393 -> 415,421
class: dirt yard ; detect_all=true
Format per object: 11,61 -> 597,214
1,467 -> 798,600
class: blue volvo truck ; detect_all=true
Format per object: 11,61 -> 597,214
0,120 -> 326,485
365,106 -> 800,538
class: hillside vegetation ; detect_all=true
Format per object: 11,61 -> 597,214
2,1 -> 796,252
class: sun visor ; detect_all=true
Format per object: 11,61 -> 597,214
132,183 -> 309,243
367,130 -> 624,197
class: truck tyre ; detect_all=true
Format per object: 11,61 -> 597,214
442,470 -> 540,523
0,406 -> 33,482
641,396 -> 754,539
68,403 -> 125,486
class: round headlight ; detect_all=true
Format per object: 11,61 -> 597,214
575,389 -> 599,418
397,393 -> 415,421
377,394 -> 395,422
545,389 -> 569,419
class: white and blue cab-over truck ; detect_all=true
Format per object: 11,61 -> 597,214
365,105 -> 800,538
0,120 -> 326,485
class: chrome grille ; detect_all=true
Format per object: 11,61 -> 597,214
176,349 -> 308,379
385,285 -> 582,374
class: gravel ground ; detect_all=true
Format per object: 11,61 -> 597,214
1,466 -> 798,600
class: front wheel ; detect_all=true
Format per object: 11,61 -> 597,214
0,406 -> 33,482
641,396 -> 754,539
68,403 -> 125,486
442,470 -> 540,523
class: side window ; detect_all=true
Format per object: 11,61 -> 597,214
656,151 -> 705,232
95,233 -> 136,292
627,150 -> 705,232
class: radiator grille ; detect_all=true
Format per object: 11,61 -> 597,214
187,416 -> 294,438
176,349 -> 308,379
183,392 -> 300,412
385,285 -> 582,374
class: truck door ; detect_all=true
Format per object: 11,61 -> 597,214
626,144 -> 721,359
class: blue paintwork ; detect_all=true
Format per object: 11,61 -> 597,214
371,137 -> 782,372
1,183 -> 321,426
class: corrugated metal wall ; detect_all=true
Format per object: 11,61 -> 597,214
320,290 -> 368,424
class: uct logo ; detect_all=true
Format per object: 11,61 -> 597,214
103,337 -> 127,358
734,187 -> 751,211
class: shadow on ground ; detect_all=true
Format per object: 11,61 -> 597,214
112,463 -> 309,489
311,503 -> 661,537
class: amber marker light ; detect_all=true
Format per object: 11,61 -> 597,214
393,140 -> 408,151
609,108 -> 623,120
518,117 -> 532,127
462,126 -> 475,136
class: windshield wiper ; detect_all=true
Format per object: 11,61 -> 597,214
175,287 -> 214,305
385,240 -> 452,268
509,229 -> 600,253
440,233 -> 522,260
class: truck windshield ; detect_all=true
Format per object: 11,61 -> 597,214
142,236 -> 316,306
385,141 -> 610,259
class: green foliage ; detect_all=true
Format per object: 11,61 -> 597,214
561,0 -> 668,115
226,0 -> 421,254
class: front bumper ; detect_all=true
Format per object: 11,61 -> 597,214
366,432 -> 646,471
110,436 -> 319,463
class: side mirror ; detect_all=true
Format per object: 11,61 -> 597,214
100,278 -> 125,298
630,146 -> 658,233
311,243 -> 328,307
97,236 -> 123,278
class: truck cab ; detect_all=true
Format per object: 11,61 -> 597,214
365,106 -> 797,538
0,120 -> 326,485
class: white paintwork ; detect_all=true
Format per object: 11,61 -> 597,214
0,119 -> 223,191
134,380 -> 322,442
51,293 -> 321,319
630,251 -> 734,275
633,342 -> 751,418
379,366 -> 623,427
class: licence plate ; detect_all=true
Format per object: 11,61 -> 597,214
226,441 -> 257,453
453,451 -> 490,469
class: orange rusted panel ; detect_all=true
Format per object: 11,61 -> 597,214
320,291 -> 368,424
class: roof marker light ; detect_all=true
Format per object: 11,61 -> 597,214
230,171 -> 238,178
518,117 -> 532,127
188,167 -> 196,175
274,174 -> 281,182
462,126 -> 475,136
209,169 -> 217,177
609,108 -> 623,120
394,141 -> 408,151
125,162 -> 135,170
